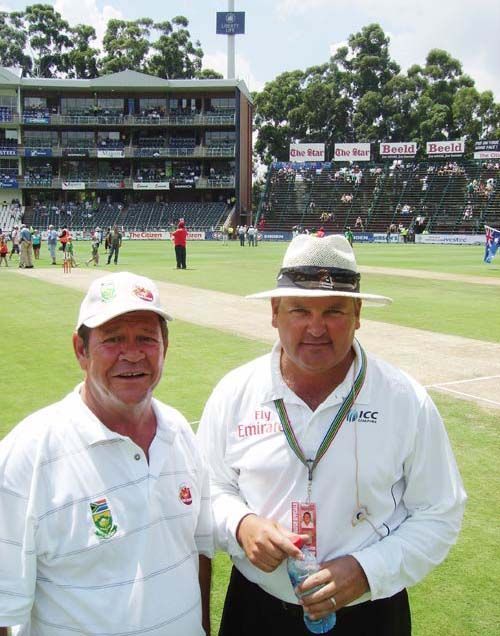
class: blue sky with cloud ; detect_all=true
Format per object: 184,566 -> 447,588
2,0 -> 499,98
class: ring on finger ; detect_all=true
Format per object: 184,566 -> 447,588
330,596 -> 337,609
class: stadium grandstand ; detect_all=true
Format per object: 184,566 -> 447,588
0,66 -> 252,232
257,158 -> 499,237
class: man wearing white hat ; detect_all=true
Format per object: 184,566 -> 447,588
0,272 -> 213,636
197,234 -> 465,635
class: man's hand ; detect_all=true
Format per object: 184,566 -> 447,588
236,514 -> 308,573
297,555 -> 369,620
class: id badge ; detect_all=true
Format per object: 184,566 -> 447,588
291,501 -> 317,556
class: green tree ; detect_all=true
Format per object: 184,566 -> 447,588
253,70 -> 306,163
286,62 -> 353,159
101,18 -> 153,74
22,4 -> 74,77
332,23 -> 401,141
64,24 -> 99,79
411,49 -> 475,141
196,68 -> 223,80
0,11 -> 31,73
148,16 -> 204,79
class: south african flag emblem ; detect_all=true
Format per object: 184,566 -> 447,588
90,498 -> 117,539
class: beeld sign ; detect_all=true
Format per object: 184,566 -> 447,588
426,140 -> 464,155
334,143 -> 371,161
379,142 -> 417,157
289,143 -> 325,162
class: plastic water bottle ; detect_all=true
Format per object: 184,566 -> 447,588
287,537 -> 336,634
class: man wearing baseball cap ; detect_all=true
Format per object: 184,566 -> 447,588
0,272 -> 213,635
197,234 -> 466,635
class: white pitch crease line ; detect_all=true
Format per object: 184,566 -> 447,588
425,375 -> 500,388
430,386 -> 500,407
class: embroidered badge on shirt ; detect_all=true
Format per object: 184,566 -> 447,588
90,498 -> 118,539
133,286 -> 154,302
179,484 -> 193,505
100,282 -> 116,303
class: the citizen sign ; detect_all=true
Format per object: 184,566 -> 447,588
426,140 -> 464,156
334,143 -> 371,162
289,143 -> 325,162
379,142 -> 417,157
473,139 -> 500,159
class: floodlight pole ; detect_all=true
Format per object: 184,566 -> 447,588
227,0 -> 235,79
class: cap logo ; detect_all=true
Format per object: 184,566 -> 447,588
179,484 -> 193,505
133,286 -> 154,302
100,282 -> 116,303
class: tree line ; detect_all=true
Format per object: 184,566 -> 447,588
0,3 -> 222,80
253,24 -> 500,163
0,11 -> 498,163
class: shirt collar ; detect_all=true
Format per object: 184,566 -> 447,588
65,384 -> 178,447
261,338 -> 371,406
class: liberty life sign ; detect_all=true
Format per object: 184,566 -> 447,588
216,12 -> 245,34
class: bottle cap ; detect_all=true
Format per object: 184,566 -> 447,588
292,536 -> 306,549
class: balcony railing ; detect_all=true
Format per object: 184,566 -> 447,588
17,175 -> 235,190
18,144 -> 236,159
20,112 -> 236,127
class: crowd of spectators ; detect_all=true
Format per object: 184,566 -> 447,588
427,162 -> 465,176
466,177 -> 496,200
330,165 -> 363,185
171,162 -> 201,187
25,165 -> 52,186
340,193 -> 353,204
0,169 -> 18,187
98,138 -> 125,149
23,106 -> 50,121
0,138 -> 18,149
135,167 -> 167,183
0,106 -> 14,122
138,106 -> 166,121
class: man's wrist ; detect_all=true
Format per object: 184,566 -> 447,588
235,513 -> 257,546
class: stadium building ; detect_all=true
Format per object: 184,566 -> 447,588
0,67 -> 252,232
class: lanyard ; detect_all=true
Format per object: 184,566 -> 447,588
274,343 -> 367,502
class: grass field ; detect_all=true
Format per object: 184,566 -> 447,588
1,239 -> 499,635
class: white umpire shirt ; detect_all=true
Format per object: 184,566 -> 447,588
197,339 -> 466,605
0,386 -> 213,635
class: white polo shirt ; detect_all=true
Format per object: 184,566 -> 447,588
197,340 -> 466,604
0,386 -> 213,635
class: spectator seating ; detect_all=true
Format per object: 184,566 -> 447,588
0,169 -> 19,188
0,106 -> 14,122
258,160 -> 500,235
24,201 -> 227,233
0,203 -> 23,231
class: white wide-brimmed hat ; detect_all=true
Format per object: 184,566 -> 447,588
76,272 -> 173,329
246,234 -> 392,306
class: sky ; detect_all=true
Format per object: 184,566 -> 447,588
2,0 -> 499,99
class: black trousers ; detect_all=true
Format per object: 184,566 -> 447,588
107,244 -> 119,264
175,245 -> 186,269
219,567 -> 411,636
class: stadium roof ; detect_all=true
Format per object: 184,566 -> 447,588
0,68 -> 252,100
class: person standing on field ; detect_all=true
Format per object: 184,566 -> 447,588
0,232 -> 8,266
8,224 -> 19,260
172,220 -> 188,269
107,225 -> 122,265
0,271 -> 213,636
86,231 -> 100,266
19,224 -> 33,269
47,224 -> 58,264
197,234 -> 466,636
32,229 -> 41,259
